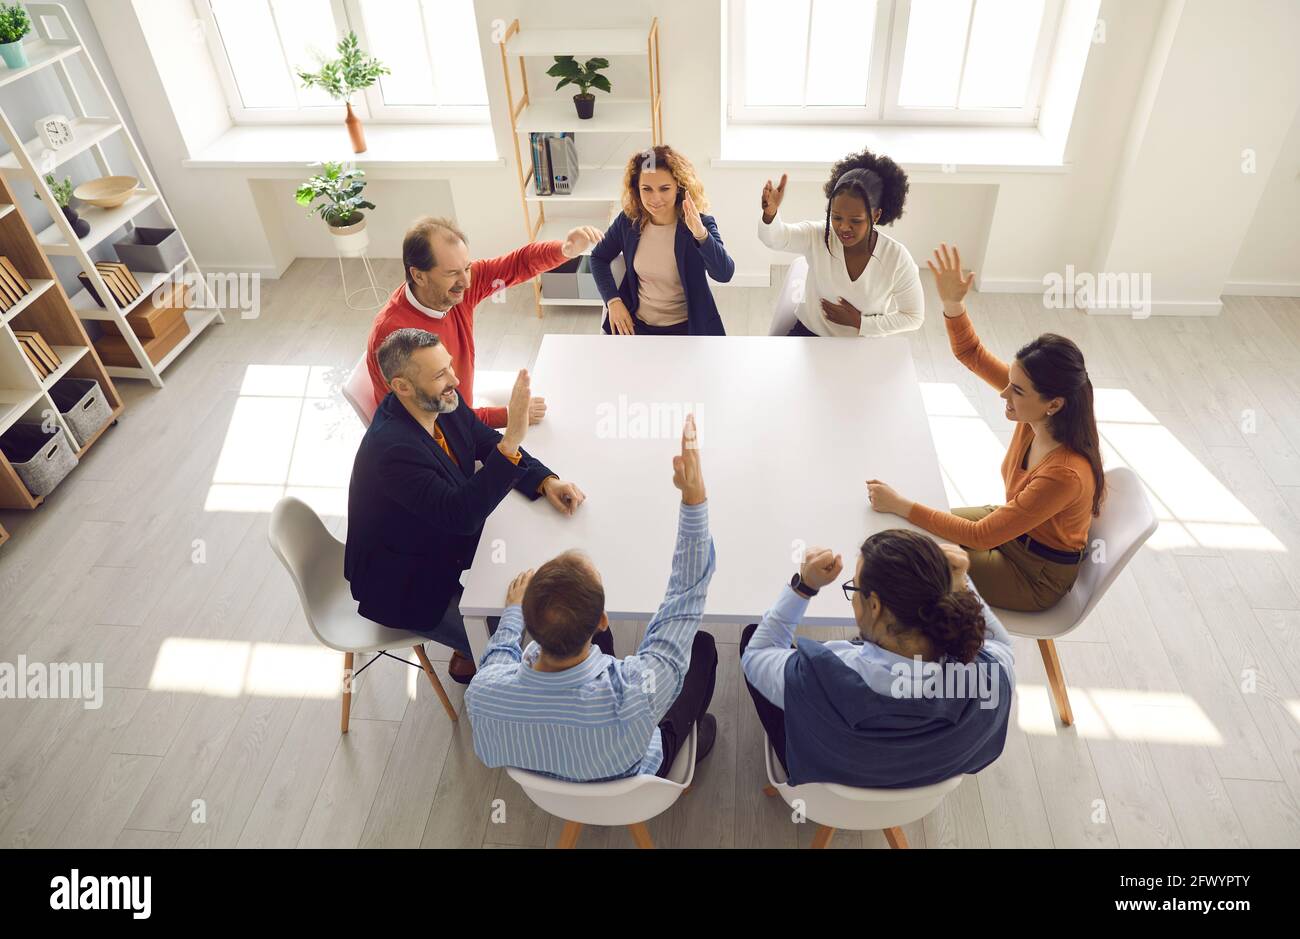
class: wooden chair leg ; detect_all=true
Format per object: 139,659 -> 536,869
810,825 -> 835,849
556,821 -> 582,849
762,785 -> 778,797
628,822 -> 654,848
1038,638 -> 1074,727
341,652 -> 354,734
884,826 -> 909,849
412,645 -> 458,722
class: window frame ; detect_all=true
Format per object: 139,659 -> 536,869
197,0 -> 490,125
727,0 -> 1065,128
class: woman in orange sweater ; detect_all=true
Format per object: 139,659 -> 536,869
866,244 -> 1106,611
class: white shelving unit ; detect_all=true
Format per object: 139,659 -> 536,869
498,18 -> 663,316
0,3 -> 223,388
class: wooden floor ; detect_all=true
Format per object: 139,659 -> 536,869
2,256 -> 1300,849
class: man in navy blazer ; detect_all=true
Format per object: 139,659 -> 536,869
344,328 -> 585,682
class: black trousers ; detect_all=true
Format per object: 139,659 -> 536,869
739,622 -> 790,774
655,632 -> 718,777
602,311 -> 691,336
786,320 -> 818,337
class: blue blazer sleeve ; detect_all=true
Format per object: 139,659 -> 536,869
693,214 -> 735,283
465,408 -> 554,499
589,215 -> 626,302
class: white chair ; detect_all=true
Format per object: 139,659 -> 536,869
506,724 -> 697,848
768,255 -> 809,336
268,496 -> 458,732
762,740 -> 962,848
992,466 -> 1157,727
342,353 -> 379,427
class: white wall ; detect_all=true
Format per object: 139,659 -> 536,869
78,0 -> 1300,306
1229,106 -> 1300,294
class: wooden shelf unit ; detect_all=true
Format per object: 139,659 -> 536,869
0,171 -> 124,515
498,18 -> 663,317
0,3 -> 223,388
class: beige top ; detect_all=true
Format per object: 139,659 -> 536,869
633,220 -> 687,326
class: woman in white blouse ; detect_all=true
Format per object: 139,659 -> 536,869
758,149 -> 923,337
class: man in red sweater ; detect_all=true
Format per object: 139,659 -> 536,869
366,217 -> 603,426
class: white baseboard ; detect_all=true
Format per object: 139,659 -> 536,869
973,278 -> 1046,294
1221,281 -> 1300,297
195,262 -> 283,280
1084,300 -> 1222,317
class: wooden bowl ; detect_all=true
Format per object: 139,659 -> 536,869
73,176 -> 140,209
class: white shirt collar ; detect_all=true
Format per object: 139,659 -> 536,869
405,283 -> 451,320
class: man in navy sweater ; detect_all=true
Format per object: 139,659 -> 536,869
344,328 -> 585,682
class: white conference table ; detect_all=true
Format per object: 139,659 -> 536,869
459,334 -> 949,664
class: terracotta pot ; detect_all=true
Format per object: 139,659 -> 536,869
345,101 -> 366,153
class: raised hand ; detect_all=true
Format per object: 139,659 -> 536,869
761,173 -> 787,223
799,546 -> 844,590
926,243 -> 975,315
682,194 -> 707,240
606,298 -> 635,336
562,225 -> 605,258
501,369 -> 531,453
671,413 -> 706,505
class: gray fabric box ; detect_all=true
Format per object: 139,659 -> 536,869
113,226 -> 186,273
0,424 -> 78,498
49,377 -> 112,447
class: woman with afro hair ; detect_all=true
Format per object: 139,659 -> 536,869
758,148 -> 923,337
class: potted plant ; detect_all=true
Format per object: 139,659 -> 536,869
297,31 -> 389,154
38,174 -> 89,237
295,161 -> 375,257
546,55 -> 611,120
0,2 -> 31,69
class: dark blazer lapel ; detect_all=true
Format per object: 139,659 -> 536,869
438,408 -> 475,477
394,403 -> 467,480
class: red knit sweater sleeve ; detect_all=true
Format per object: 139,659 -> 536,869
946,311 -> 1010,392
467,241 -> 568,309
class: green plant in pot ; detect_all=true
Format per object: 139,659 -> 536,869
297,32 -> 389,154
547,56 -> 611,120
38,173 -> 89,238
295,161 -> 375,257
0,2 -> 32,69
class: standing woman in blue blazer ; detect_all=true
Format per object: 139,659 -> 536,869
591,145 -> 735,335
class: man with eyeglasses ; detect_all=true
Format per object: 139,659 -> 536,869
739,530 -> 1015,789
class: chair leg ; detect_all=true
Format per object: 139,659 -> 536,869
628,822 -> 655,849
884,826 -> 909,849
1038,638 -> 1074,727
762,785 -> 778,797
556,821 -> 582,849
341,652 -> 354,734
810,825 -> 835,849
412,645 -> 458,722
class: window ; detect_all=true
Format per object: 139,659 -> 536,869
729,0 -> 1064,126
199,0 -> 490,124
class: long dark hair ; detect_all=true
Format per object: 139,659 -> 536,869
858,530 -> 986,664
1015,334 -> 1106,515
823,148 -> 908,252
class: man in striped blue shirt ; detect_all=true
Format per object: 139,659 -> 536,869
465,414 -> 718,782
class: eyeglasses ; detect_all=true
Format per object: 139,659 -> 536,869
841,579 -> 867,603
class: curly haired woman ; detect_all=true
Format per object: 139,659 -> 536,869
758,148 -> 923,337
590,144 -> 735,336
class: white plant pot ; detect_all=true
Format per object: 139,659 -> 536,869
330,215 -> 369,258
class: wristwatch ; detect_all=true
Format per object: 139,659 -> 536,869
790,572 -> 818,598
